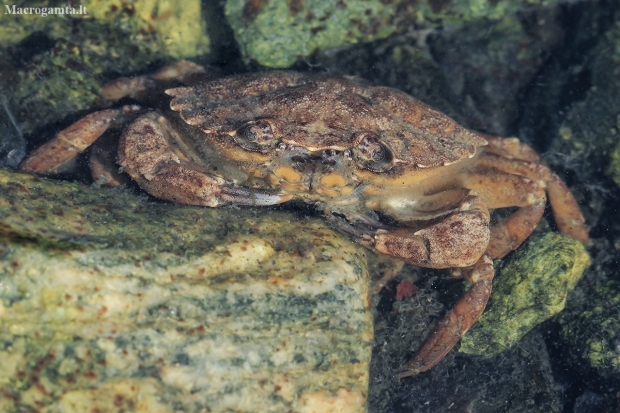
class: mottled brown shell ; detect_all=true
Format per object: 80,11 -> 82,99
166,72 -> 487,168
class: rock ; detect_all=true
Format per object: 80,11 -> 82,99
460,233 -> 590,357
224,0 -> 399,68
369,284 -> 564,413
559,278 -> 620,381
546,19 -> 620,187
224,0 -> 564,69
0,0 -> 210,136
0,168 -> 373,413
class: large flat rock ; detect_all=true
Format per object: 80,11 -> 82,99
0,169 -> 372,413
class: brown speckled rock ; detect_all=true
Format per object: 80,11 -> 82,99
0,168 -> 372,413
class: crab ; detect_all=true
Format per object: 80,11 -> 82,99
19,61 -> 589,378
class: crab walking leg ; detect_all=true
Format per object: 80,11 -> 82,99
19,105 -> 142,174
119,112 -> 291,207
461,171 -> 547,259
475,151 -> 589,245
101,60 -> 208,101
487,201 -> 546,259
547,172 -> 589,242
396,254 -> 494,378
480,135 -> 540,162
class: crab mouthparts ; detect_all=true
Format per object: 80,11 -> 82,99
271,148 -> 356,198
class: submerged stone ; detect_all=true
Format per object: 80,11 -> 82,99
560,279 -> 620,380
224,0 -> 564,68
460,233 -> 590,357
0,168 -> 372,413
0,0 -> 210,136
225,0 -> 398,68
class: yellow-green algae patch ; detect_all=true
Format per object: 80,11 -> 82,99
1,0 -> 210,134
0,169 -> 372,413
560,279 -> 620,379
81,0 -> 210,60
224,0 -> 564,68
460,233 -> 590,357
225,0 -> 398,68
578,282 -> 620,376
0,0 -> 209,59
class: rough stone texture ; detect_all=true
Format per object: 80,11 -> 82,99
460,233 -> 590,357
0,0 -> 210,136
0,168 -> 373,413
559,279 -> 620,380
224,0 -> 399,68
546,19 -> 620,187
224,0 -> 564,69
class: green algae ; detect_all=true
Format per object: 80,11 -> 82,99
81,0 -> 210,60
224,0 -> 564,68
9,39 -> 103,136
548,21 -> 620,186
0,0 -> 209,59
1,0 -> 210,135
560,280 -> 620,379
460,233 -> 590,357
414,0 -> 559,25
225,0 -> 398,68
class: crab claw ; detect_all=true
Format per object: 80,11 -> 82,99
220,187 -> 293,206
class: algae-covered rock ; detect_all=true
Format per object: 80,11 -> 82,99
560,280 -> 620,380
0,0 -> 209,60
1,0 -> 210,136
225,0 -> 398,68
547,20 -> 620,186
81,0 -> 210,60
225,0 -> 564,68
9,39 -> 103,136
412,0 -> 560,25
460,233 -> 590,357
0,168 -> 372,413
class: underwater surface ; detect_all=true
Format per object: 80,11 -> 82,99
1,0 -> 620,412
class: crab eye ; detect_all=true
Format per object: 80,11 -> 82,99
352,134 -> 393,172
234,119 -> 278,153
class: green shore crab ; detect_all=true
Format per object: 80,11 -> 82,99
19,61 -> 589,377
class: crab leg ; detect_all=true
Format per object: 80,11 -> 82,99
480,135 -> 540,162
89,133 -> 129,187
461,170 -> 547,259
482,138 -> 588,242
19,105 -> 142,174
546,172 -> 589,242
101,60 -> 209,101
396,254 -> 495,378
470,152 -> 588,254
119,112 -> 291,207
